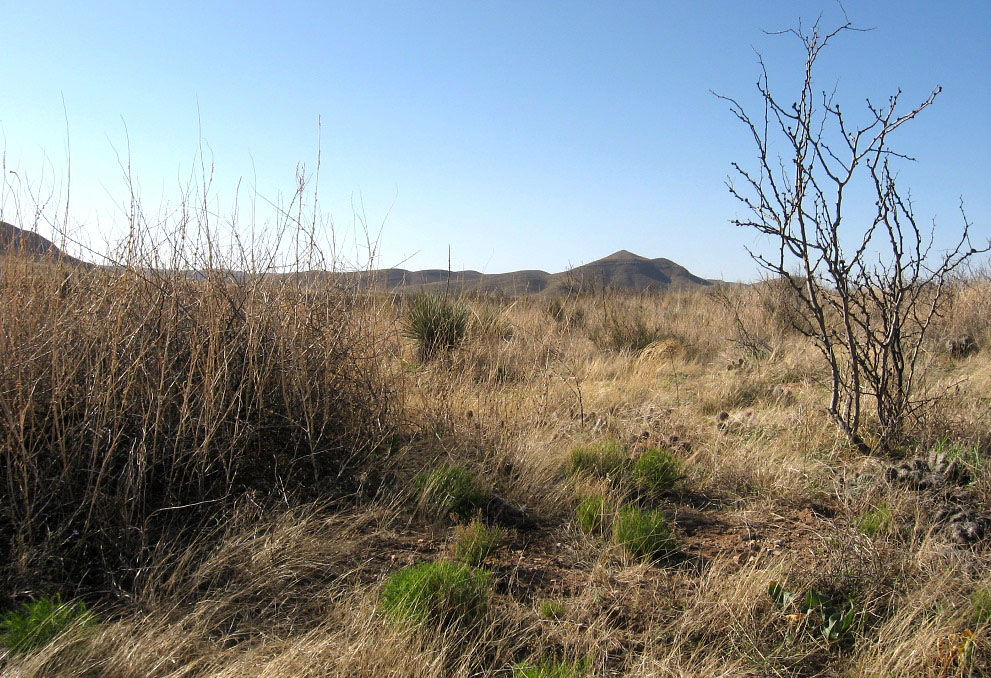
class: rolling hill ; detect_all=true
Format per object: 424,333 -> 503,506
0,221 -> 85,266
345,249 -> 721,294
0,220 -> 724,293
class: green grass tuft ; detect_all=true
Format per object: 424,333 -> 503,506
513,657 -> 590,677
539,599 -> 567,620
576,493 -> 614,534
0,595 -> 96,656
613,505 -> 678,561
379,561 -> 491,628
569,439 -> 630,478
453,519 -> 503,566
414,465 -> 489,521
855,503 -> 892,537
972,587 -> 991,626
632,447 -> 683,497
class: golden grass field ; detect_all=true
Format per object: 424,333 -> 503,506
1,245 -> 990,677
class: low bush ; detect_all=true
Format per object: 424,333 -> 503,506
569,439 -> 630,479
613,506 -> 677,560
402,294 -> 471,361
632,448 -> 683,497
414,465 -> 489,521
454,519 -> 503,566
379,561 -> 491,628
576,494 -> 614,534
0,595 -> 96,656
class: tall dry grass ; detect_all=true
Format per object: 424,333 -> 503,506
0,234 -> 398,598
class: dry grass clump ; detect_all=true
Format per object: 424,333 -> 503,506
0,249 -> 396,594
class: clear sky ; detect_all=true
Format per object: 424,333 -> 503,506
2,1 -> 988,280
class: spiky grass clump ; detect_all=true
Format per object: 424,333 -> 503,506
414,465 -> 489,521
576,493 -> 614,534
613,505 -> 678,561
379,561 -> 491,628
569,439 -> 630,479
632,447 -> 683,497
402,294 -> 471,361
453,519 -> 503,566
0,595 -> 95,656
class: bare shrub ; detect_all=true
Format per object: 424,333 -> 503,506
717,18 -> 990,451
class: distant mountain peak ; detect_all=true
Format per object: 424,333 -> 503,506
594,249 -> 648,263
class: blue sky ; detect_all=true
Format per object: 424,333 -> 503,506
2,1 -> 988,280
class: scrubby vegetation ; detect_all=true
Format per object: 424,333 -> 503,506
1,231 -> 990,675
1,141 -> 990,677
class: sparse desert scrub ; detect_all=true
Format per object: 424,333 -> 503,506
1,222 -> 990,676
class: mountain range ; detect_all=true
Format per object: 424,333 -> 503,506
341,249 -> 721,294
0,221 -> 724,294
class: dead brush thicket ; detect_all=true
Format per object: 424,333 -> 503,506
1,232 -> 990,676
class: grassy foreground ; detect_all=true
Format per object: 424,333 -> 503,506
1,249 -> 990,677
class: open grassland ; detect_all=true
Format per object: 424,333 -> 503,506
2,251 -> 990,677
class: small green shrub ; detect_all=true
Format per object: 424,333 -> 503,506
414,465 -> 489,521
613,505 -> 677,560
856,503 -> 892,537
632,448 -> 683,497
539,599 -> 567,620
768,582 -> 859,643
576,494 -> 614,533
0,595 -> 96,656
569,439 -> 630,478
930,438 -> 984,476
454,519 -> 503,566
971,587 -> 991,626
402,294 -> 471,361
513,657 -> 590,678
379,561 -> 491,628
